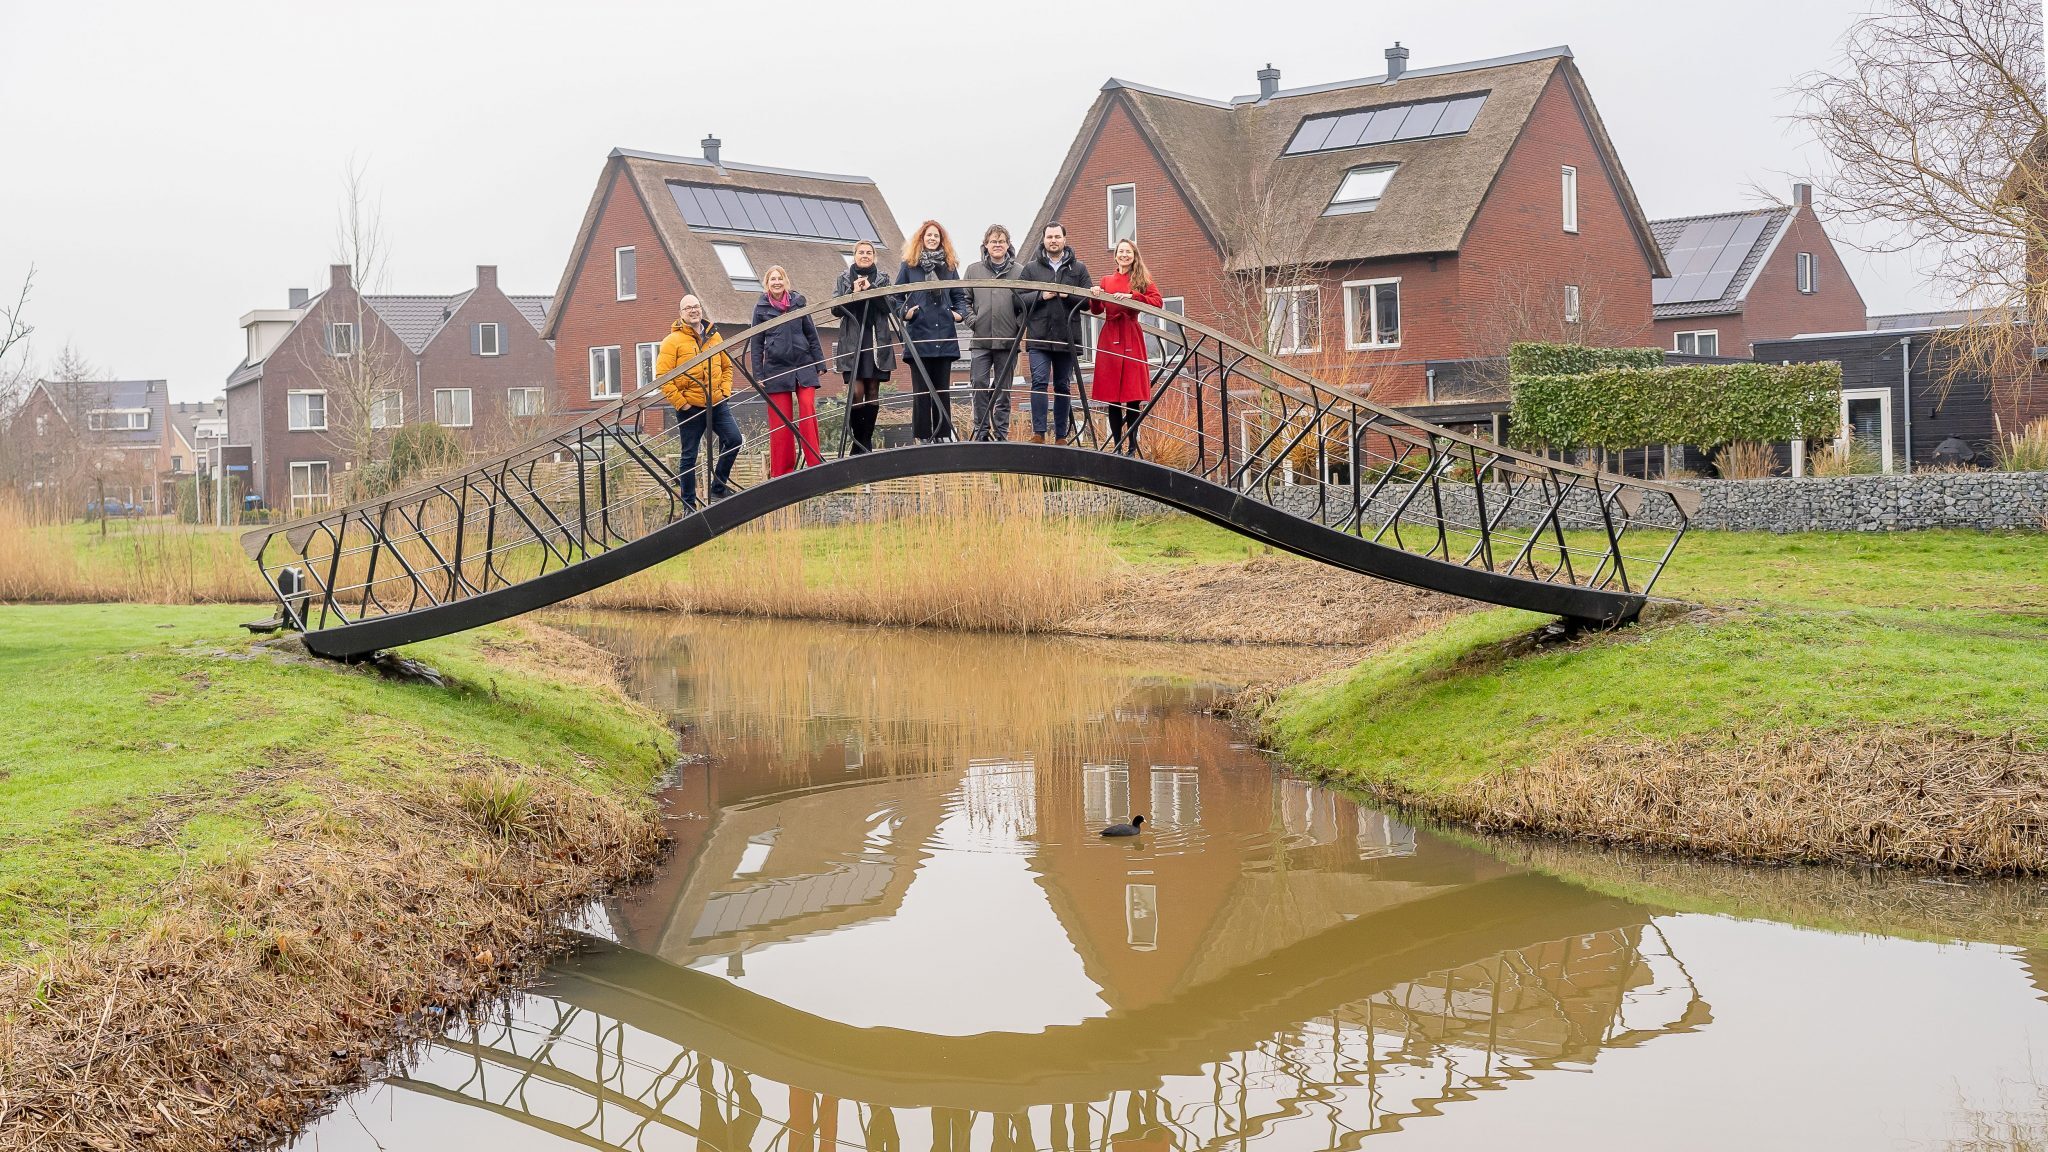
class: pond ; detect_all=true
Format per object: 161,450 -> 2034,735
293,613 -> 2048,1150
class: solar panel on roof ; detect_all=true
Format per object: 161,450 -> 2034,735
668,183 -> 880,243
1652,212 -> 1778,305
1282,92 -> 1490,155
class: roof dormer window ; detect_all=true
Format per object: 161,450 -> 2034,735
1324,165 -> 1397,216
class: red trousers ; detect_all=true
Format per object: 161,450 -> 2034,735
766,387 -> 821,477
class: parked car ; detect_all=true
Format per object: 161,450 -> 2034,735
85,498 -> 142,518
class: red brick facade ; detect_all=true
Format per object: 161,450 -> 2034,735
1044,70 -> 1660,408
549,165 -> 696,415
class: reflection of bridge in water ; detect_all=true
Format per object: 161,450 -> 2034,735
388,905 -> 1705,1151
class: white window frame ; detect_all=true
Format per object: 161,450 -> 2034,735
1564,283 -> 1582,324
1674,330 -> 1720,356
637,341 -> 662,390
1142,296 -> 1187,364
507,387 -> 545,418
712,243 -> 759,289
1106,183 -> 1137,248
614,246 -> 636,301
433,387 -> 473,428
1324,164 -> 1397,216
1839,387 -> 1894,474
1797,251 -> 1817,294
477,322 -> 501,356
1561,165 -> 1579,233
369,389 -> 403,430
287,389 -> 327,431
86,408 -> 151,432
329,322 -> 356,357
1264,285 -> 1321,355
1342,278 -> 1401,350
589,345 -> 622,401
287,460 -> 331,510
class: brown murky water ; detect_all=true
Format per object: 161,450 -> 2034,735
295,614 -> 2048,1151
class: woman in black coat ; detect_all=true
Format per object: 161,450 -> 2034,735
748,265 -> 827,476
831,240 -> 897,455
895,220 -> 969,443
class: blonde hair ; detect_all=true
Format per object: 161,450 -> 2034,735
763,265 -> 790,293
1114,239 -> 1153,295
902,220 -> 957,268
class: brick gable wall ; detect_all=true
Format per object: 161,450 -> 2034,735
416,273 -> 556,450
1734,207 -> 1868,349
550,164 -> 694,414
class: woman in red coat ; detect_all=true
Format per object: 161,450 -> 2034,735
1089,238 -> 1163,454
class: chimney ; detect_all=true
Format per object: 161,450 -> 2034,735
328,264 -> 351,290
1385,42 -> 1409,82
476,264 -> 498,291
288,287 -> 309,309
701,134 -> 722,167
1792,182 -> 1813,209
1256,63 -> 1281,101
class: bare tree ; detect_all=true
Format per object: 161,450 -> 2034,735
1456,269 -> 1652,401
1791,0 -> 2046,402
0,267 -> 36,491
1203,166 -> 1336,361
0,264 -> 33,367
299,161 -> 410,502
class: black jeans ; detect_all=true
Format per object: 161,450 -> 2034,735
844,377 -> 883,454
1104,400 -> 1143,454
675,400 -> 742,506
910,356 -> 956,441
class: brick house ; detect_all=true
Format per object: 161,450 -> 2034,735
10,378 -> 171,514
1026,44 -> 1669,408
541,139 -> 908,418
224,264 -> 551,513
1649,184 -> 1867,357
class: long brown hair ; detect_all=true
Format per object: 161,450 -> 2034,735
1113,238 -> 1153,294
902,220 -> 957,268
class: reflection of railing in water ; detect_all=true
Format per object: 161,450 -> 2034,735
244,280 -> 1696,658
376,924 -> 1705,1151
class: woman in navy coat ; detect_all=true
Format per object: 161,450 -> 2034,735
895,220 -> 970,443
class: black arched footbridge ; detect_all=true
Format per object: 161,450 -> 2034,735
241,281 -> 1697,658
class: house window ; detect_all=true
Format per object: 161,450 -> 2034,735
841,251 -> 857,267
1082,763 -> 1131,826
1143,296 -> 1187,363
1675,330 -> 1720,356
1150,767 -> 1201,828
507,387 -> 545,418
288,461 -> 330,510
34,414 -> 46,436
1079,313 -> 1104,364
171,454 -> 183,472
1561,165 -> 1579,233
329,322 -> 356,356
1125,883 -> 1158,951
86,409 -> 150,431
1343,279 -> 1400,348
287,390 -> 327,431
615,247 -> 637,301
1107,183 -> 1137,247
476,322 -> 501,356
589,345 -> 622,400
433,388 -> 473,428
1324,165 -> 1397,216
1264,285 -> 1321,354
637,341 -> 662,390
370,389 -> 403,430
1564,284 -> 1582,324
1797,251 -> 1817,294
1840,387 -> 1894,473
712,243 -> 759,290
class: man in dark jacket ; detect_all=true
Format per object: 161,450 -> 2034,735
1014,222 -> 1092,442
964,224 -> 1025,442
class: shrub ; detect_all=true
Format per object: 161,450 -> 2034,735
1713,441 -> 1778,479
1998,418 -> 2048,473
1509,362 -> 1843,453
1507,342 -> 1665,378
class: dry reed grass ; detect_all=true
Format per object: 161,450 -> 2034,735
1713,440 -> 1778,479
0,499 -> 264,604
576,477 -> 1119,632
1998,417 -> 2048,473
1808,436 -> 1881,477
1457,729 -> 2048,873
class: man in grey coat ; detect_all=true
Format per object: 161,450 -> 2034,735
963,225 -> 1026,442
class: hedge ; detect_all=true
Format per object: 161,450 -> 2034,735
1507,341 -> 1665,378
1508,362 -> 1844,451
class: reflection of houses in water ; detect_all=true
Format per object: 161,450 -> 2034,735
369,916 -> 1704,1152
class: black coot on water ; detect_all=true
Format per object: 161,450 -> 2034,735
1101,815 -> 1146,837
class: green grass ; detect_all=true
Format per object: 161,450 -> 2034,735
0,605 -> 669,960
1267,527 -> 2048,797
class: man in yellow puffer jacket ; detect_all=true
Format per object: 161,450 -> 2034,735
655,295 -> 742,508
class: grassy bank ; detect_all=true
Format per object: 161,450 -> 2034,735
1263,528 -> 2048,872
0,605 -> 673,1150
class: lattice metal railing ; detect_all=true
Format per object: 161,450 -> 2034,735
241,281 -> 1696,652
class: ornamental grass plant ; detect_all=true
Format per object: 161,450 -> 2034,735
1808,436 -> 1881,477
1998,418 -> 2048,473
1712,441 -> 1778,479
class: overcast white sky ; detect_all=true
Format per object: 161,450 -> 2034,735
0,0 -> 1975,402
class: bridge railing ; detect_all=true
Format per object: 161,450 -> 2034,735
240,280 -> 1695,642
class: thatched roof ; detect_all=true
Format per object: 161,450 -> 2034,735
1031,47 -> 1665,275
544,148 -> 907,333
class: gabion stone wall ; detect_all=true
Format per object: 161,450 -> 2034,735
1679,472 -> 2048,532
